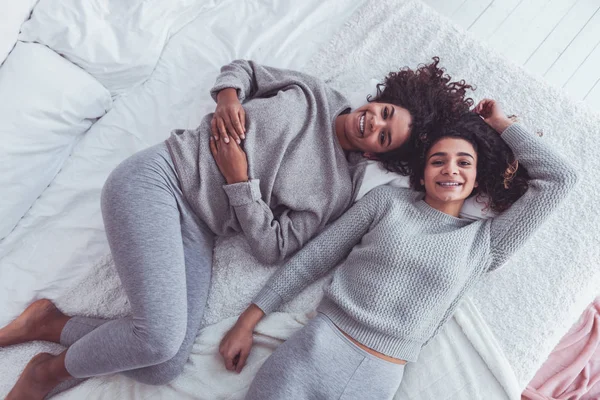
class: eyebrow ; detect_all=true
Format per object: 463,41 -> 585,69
428,151 -> 474,160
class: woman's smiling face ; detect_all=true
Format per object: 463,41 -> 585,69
341,102 -> 412,154
421,137 -> 479,211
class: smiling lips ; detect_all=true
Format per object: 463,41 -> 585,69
437,181 -> 463,188
357,112 -> 366,137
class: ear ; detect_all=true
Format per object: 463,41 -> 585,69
420,178 -> 425,186
474,181 -> 479,188
363,152 -> 379,161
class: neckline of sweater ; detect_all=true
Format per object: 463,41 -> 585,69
413,195 -> 473,226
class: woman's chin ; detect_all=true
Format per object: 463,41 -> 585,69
433,194 -> 468,204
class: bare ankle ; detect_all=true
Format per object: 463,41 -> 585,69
41,314 -> 71,344
33,352 -> 72,384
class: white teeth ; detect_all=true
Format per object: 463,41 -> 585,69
359,114 -> 365,135
438,182 -> 462,187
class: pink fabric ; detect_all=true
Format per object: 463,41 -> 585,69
522,296 -> 600,400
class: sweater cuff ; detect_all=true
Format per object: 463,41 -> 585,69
499,123 -> 530,148
252,287 -> 284,314
210,82 -> 244,103
223,179 -> 262,207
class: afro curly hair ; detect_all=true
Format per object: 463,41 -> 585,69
366,57 -> 475,174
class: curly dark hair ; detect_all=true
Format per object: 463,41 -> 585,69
407,112 -> 530,213
367,57 -> 475,174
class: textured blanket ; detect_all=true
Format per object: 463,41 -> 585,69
522,296 -> 600,399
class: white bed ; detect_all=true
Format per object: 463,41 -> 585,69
1,0 -> 599,399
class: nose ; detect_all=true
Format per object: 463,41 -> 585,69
442,163 -> 459,175
370,114 -> 385,135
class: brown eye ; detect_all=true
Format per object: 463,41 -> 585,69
383,107 -> 389,119
380,131 -> 385,144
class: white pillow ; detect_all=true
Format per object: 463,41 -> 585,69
18,0 -> 202,96
0,42 -> 112,239
0,0 -> 38,66
348,81 -> 494,220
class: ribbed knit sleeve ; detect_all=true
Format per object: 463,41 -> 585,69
488,124 -> 580,272
252,188 -> 384,314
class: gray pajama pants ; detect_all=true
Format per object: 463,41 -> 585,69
59,142 -> 214,385
245,313 -> 406,400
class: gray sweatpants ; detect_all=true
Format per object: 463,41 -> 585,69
245,313 -> 405,400
59,142 -> 214,385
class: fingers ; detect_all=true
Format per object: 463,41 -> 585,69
216,118 -> 230,144
223,116 -> 241,145
474,99 -> 495,117
239,109 -> 246,139
210,117 -> 219,141
209,135 -> 218,156
214,116 -> 245,145
474,99 -> 488,113
224,352 -> 236,371
235,349 -> 249,373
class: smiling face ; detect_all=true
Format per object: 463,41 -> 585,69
336,102 -> 412,154
421,137 -> 479,216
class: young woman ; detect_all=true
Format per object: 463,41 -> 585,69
219,100 -> 579,399
1,59 -> 474,399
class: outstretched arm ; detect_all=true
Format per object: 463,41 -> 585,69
475,100 -> 580,272
218,189 -> 387,371
251,188 -> 383,312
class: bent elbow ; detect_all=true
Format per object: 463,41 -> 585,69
559,164 -> 580,193
567,167 -> 580,189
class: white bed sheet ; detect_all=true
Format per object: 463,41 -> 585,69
0,0 -> 517,399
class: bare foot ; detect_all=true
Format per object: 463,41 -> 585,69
6,353 -> 67,400
0,299 -> 70,346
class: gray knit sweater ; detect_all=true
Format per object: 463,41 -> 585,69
253,124 -> 579,362
165,60 -> 366,264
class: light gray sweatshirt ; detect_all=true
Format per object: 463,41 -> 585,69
165,60 -> 366,264
253,124 -> 579,362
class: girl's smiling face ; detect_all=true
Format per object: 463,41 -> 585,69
339,102 -> 412,154
421,137 -> 479,215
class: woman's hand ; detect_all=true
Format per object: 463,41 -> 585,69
219,304 -> 265,373
212,88 -> 246,144
209,136 -> 249,184
474,99 -> 513,134
219,322 -> 254,373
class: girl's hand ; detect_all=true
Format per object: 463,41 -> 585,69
474,99 -> 513,134
212,88 -> 246,145
219,323 -> 254,373
209,136 -> 249,184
